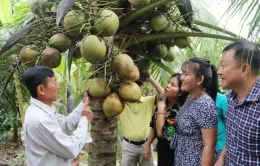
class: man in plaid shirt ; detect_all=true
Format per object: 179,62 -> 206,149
216,41 -> 260,166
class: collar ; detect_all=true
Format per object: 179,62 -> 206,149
229,77 -> 260,103
138,96 -> 144,103
30,97 -> 56,117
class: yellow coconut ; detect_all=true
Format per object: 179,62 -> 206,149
103,93 -> 124,118
88,78 -> 111,98
112,54 -> 135,79
119,81 -> 141,102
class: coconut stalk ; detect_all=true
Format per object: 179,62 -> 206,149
74,59 -> 82,106
13,71 -> 25,124
194,20 -> 239,38
121,32 -> 240,49
63,56 -> 68,109
88,99 -> 117,166
120,0 -> 173,28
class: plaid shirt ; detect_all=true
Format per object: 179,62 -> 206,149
225,77 -> 260,166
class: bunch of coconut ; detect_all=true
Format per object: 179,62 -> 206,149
87,77 -> 125,118
79,9 -> 119,63
149,11 -> 190,53
40,33 -> 73,68
112,54 -> 142,101
112,54 -> 140,81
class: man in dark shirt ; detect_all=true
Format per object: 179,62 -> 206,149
216,41 -> 260,166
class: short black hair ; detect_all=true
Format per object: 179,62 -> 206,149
223,40 -> 260,75
22,66 -> 54,98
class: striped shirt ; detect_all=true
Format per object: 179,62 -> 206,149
24,98 -> 92,166
225,77 -> 260,166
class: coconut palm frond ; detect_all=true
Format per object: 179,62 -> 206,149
226,0 -> 260,38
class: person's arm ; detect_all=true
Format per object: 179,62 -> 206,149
214,146 -> 226,166
196,101 -> 218,166
36,104 -> 93,159
146,77 -> 164,104
201,128 -> 217,166
57,90 -> 91,133
156,100 -> 166,137
144,128 -> 156,159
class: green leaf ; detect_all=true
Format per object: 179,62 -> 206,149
12,1 -> 30,23
0,0 -> 12,24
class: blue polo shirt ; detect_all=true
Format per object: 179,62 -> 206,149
216,92 -> 227,151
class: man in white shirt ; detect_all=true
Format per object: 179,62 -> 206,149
22,66 -> 93,166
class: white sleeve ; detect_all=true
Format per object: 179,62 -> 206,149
36,116 -> 92,159
56,102 -> 85,133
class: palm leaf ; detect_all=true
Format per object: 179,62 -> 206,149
0,20 -> 41,57
56,0 -> 75,26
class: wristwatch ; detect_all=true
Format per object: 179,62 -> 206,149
160,97 -> 166,101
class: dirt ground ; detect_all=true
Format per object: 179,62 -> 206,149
0,141 -> 87,166
0,142 -> 24,166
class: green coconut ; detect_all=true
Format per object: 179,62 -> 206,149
49,33 -> 72,53
20,46 -> 40,67
151,44 -> 168,60
40,47 -> 61,68
112,54 -> 135,79
128,0 -> 150,8
103,93 -> 124,118
94,9 -> 119,37
119,82 -> 141,102
137,59 -> 150,72
150,12 -> 167,31
29,0 -> 48,16
80,35 -> 106,63
73,46 -> 82,59
175,37 -> 190,48
163,47 -> 175,62
163,23 -> 178,33
50,5 -> 57,13
63,10 -> 85,36
88,78 -> 111,98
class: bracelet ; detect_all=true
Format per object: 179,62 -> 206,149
156,112 -> 164,114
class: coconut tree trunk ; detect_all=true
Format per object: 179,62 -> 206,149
88,99 -> 117,166
14,71 -> 25,124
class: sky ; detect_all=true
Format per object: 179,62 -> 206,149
207,0 -> 255,39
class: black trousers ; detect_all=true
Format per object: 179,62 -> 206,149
157,138 -> 175,166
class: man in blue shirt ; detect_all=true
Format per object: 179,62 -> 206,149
216,41 -> 260,166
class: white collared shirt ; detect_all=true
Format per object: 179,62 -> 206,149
23,98 -> 92,166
